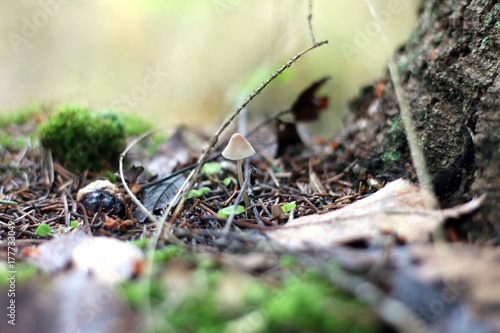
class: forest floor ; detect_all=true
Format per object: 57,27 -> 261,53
1,86 -> 499,333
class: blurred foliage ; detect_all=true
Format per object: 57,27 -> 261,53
119,112 -> 153,136
1,1 -> 420,136
0,104 -> 42,128
120,247 -> 385,333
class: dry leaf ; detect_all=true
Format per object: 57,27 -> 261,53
267,179 -> 481,250
134,174 -> 186,223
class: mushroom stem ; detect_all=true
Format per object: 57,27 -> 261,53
237,159 -> 251,208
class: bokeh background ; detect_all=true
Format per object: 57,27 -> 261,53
0,0 -> 420,136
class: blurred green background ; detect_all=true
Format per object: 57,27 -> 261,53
0,0 -> 420,136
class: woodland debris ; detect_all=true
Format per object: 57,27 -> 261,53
266,179 -> 483,250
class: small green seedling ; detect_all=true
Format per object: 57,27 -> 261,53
281,202 -> 296,213
186,187 -> 211,199
201,162 -> 222,175
35,223 -> 51,236
218,205 -> 245,218
70,220 -> 79,229
223,177 -> 237,187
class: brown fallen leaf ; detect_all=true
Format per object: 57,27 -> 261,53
266,179 -> 483,250
291,76 -> 330,121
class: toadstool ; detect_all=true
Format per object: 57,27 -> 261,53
221,133 -> 255,208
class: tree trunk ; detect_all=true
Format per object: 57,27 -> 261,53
343,0 -> 500,240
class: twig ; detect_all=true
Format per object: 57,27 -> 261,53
141,108 -> 292,190
307,0 -> 316,44
159,40 -> 328,241
183,40 -> 328,200
363,0 -> 437,210
119,129 -> 164,226
76,202 -> 92,236
222,168 -> 255,236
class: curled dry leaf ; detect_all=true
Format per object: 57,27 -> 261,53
266,179 -> 482,250
291,76 -> 330,121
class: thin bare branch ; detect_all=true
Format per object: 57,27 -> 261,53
307,0 -> 316,44
154,40 -> 328,244
184,40 -> 328,197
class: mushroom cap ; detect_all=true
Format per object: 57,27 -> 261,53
221,133 -> 256,160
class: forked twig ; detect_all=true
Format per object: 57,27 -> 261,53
118,129 -> 185,246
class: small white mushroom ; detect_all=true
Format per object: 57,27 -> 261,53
222,133 -> 255,161
221,133 -> 256,208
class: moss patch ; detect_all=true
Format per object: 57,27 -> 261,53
120,248 -> 385,333
38,105 -> 125,173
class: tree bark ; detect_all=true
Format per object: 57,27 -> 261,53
343,0 -> 500,239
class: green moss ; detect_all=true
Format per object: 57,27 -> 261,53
118,112 -> 152,136
0,103 -> 42,128
433,31 -> 444,44
0,134 -> 26,151
485,13 -> 494,28
147,245 -> 184,263
0,263 -> 37,286
121,249 -> 384,333
381,116 -> 406,166
38,105 -> 125,172
382,150 -> 402,164
258,272 -> 379,333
